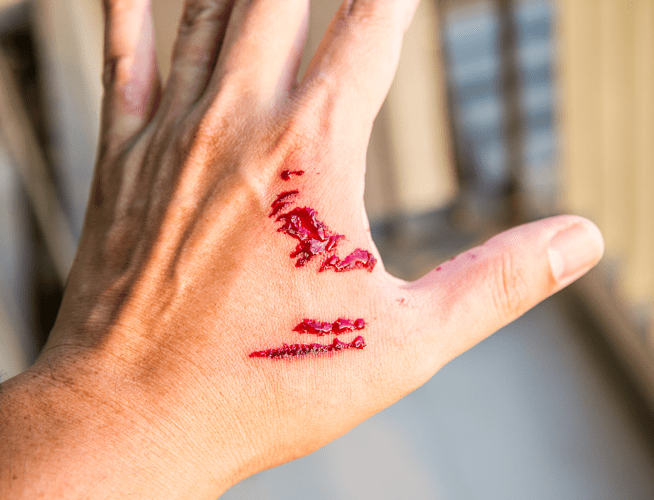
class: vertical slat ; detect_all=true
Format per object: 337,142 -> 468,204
560,0 -> 654,321
384,0 -> 458,216
558,0 -> 603,223
599,0 -> 636,260
629,0 -> 654,305
497,0 -> 524,224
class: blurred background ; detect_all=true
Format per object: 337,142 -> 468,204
1,0 -> 654,497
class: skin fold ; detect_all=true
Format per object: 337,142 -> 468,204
0,1 -> 604,498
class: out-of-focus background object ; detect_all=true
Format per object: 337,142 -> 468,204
1,0 -> 654,497
559,0 -> 654,412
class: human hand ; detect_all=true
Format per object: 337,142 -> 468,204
0,0 -> 604,498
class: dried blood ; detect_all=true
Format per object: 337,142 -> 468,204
281,169 -> 305,181
293,318 -> 365,336
261,186 -> 377,360
320,249 -> 377,273
276,207 -> 343,267
269,190 -> 299,217
250,336 -> 366,358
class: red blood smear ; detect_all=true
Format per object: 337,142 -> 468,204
250,336 -> 366,358
269,190 -> 299,217
281,169 -> 305,181
320,249 -> 377,273
293,318 -> 365,336
276,207 -> 343,267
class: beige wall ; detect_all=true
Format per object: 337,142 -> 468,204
559,0 -> 654,315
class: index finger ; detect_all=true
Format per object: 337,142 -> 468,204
298,0 -> 420,144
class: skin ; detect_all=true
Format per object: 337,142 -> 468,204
0,1 -> 604,498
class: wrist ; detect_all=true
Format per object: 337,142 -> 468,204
0,347 -> 238,499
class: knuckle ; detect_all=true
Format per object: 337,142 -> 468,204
178,0 -> 229,36
491,250 -> 530,320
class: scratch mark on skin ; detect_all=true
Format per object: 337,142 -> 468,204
293,318 -> 365,336
276,207 -> 343,267
320,249 -> 377,273
269,190 -> 299,217
259,170 -> 376,360
281,169 -> 304,181
270,181 -> 377,272
250,336 -> 366,358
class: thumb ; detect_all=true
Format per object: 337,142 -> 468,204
408,215 -> 604,363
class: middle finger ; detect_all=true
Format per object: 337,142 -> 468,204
161,0 -> 235,113
202,0 -> 310,112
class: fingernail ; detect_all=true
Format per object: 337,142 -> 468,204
548,221 -> 604,283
